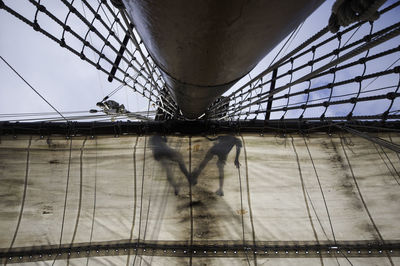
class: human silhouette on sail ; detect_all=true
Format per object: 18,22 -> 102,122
191,135 -> 242,196
149,135 -> 190,195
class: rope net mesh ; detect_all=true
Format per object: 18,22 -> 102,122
1,0 -> 179,119
2,2 -> 400,265
208,1 -> 400,122
1,1 -> 400,122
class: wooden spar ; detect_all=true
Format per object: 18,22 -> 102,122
122,0 -> 324,118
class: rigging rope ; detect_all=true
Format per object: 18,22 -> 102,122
208,1 -> 400,122
1,0 -> 399,123
0,0 -> 179,119
0,55 -> 68,122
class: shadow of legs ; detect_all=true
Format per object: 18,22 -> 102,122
215,160 -> 225,196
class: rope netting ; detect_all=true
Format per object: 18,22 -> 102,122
0,0 -> 179,119
1,0 -> 400,123
208,1 -> 400,122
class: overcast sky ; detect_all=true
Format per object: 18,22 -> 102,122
0,0 -> 399,121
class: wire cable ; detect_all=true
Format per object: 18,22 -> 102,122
0,55 -> 68,121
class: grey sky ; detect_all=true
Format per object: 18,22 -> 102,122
0,0 -> 399,121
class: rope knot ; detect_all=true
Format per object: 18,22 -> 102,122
386,92 -> 396,100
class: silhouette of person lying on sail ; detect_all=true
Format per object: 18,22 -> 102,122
149,135 -> 190,195
191,135 -> 242,196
